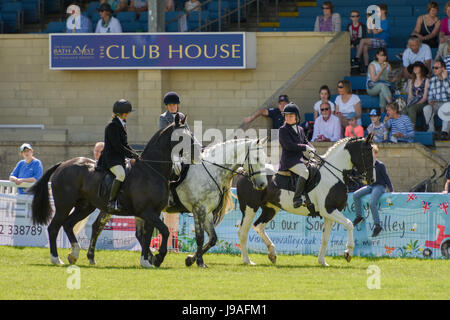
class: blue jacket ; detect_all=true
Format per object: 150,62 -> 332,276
278,123 -> 309,171
372,160 -> 393,192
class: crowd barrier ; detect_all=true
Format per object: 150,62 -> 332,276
1,180 -> 449,259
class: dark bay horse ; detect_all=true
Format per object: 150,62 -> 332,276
236,135 -> 375,267
30,115 -> 201,268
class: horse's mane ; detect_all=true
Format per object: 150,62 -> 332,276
202,138 -> 252,160
141,124 -> 173,158
322,136 -> 362,158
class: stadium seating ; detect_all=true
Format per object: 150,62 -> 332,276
116,11 -> 137,23
165,11 -> 183,32
86,1 -> 100,18
1,2 -> 23,32
121,21 -> 141,32
187,11 -> 208,31
0,13 -> 4,33
43,20 -> 65,33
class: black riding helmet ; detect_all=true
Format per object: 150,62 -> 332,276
282,102 -> 301,123
163,91 -> 181,105
113,99 -> 133,114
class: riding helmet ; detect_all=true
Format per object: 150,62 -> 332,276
113,99 -> 133,114
282,102 -> 301,122
163,91 -> 181,105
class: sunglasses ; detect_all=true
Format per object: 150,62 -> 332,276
321,108 -> 330,111
433,66 -> 441,70
337,85 -> 344,89
322,7 -> 330,9
351,15 -> 360,17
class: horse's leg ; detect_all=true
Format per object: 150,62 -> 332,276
317,218 -> 333,267
48,203 -> 74,265
196,213 -> 217,268
87,211 -> 112,265
253,205 -> 279,264
135,217 -> 155,268
324,209 -> 355,263
63,204 -> 95,265
185,207 -> 206,268
149,213 -> 169,268
238,205 -> 258,265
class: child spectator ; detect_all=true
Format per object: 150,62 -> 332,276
344,112 -> 364,138
367,109 -> 387,143
347,10 -> 366,48
384,102 -> 415,143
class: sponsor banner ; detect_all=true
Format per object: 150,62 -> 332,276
49,32 -> 256,70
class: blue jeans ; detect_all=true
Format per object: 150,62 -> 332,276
353,185 -> 385,226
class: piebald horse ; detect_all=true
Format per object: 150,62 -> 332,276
236,134 -> 375,267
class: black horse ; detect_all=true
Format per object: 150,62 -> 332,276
30,115 -> 201,268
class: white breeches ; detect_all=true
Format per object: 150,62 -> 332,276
289,163 -> 309,179
110,165 -> 126,182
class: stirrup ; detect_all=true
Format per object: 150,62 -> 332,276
107,200 -> 120,214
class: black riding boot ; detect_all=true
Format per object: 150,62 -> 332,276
293,177 -> 307,208
107,179 -> 122,213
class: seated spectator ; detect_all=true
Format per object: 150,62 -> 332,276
185,0 -> 201,12
100,0 -> 127,14
9,143 -> 43,195
439,2 -> 450,44
384,102 -> 415,143
404,61 -> 430,128
444,40 -> 450,73
435,38 -> 450,62
402,36 -> 432,80
351,4 -> 389,74
313,85 -> 335,119
335,80 -> 362,131
128,0 -> 148,15
347,10 -> 366,48
95,3 -> 122,33
411,2 -> 441,49
367,109 -> 387,143
314,1 -> 341,32
423,60 -> 450,140
165,0 -> 175,12
93,141 -> 104,161
344,112 -> 364,138
66,4 -> 92,33
366,47 -> 393,113
243,94 -> 289,130
311,102 -> 341,142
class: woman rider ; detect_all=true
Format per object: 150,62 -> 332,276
278,102 -> 316,208
97,99 -> 140,213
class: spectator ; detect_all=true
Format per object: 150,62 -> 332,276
401,36 -> 432,80
411,2 -> 441,49
66,4 -> 93,33
313,85 -> 335,120
439,1 -> 450,44
435,37 -> 450,62
93,141 -> 104,161
443,162 -> 450,193
404,61 -> 430,128
335,80 -> 362,131
159,92 -> 188,130
314,1 -> 341,32
423,60 -> 450,140
384,102 -> 415,143
95,3 -> 122,33
9,143 -> 43,195
100,0 -> 127,14
165,0 -> 175,12
444,40 -> 450,73
243,94 -> 289,129
351,4 -> 389,74
344,112 -> 364,138
128,0 -> 148,15
353,144 -> 393,238
185,0 -> 201,12
347,10 -> 366,48
366,47 -> 393,113
311,102 -> 341,142
367,109 -> 387,143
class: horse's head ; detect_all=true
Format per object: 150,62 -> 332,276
163,113 -> 202,165
345,133 -> 375,185
243,137 -> 268,191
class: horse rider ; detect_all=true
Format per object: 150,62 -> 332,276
97,99 -> 140,213
279,102 -> 316,208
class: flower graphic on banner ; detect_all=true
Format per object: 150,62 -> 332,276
407,193 -> 417,202
385,245 -> 395,255
439,202 -> 448,215
422,201 -> 432,214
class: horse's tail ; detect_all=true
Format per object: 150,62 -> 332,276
213,181 -> 234,227
29,163 -> 61,225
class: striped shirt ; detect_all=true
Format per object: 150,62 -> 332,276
384,115 -> 415,143
428,74 -> 450,102
445,55 -> 450,73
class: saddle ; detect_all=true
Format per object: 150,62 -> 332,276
166,164 -> 190,213
273,161 -> 322,218
97,165 -> 132,201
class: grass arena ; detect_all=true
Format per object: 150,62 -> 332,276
1,4 -> 450,302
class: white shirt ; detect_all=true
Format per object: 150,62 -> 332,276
313,100 -> 335,114
311,114 -> 342,142
402,43 -> 432,68
95,16 -> 122,33
334,94 -> 360,114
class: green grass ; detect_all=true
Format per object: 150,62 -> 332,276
0,246 -> 448,300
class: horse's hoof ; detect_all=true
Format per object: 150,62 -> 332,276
89,258 -> 96,266
243,260 -> 256,266
197,263 -> 208,268
151,255 -> 163,268
185,255 -> 195,267
268,254 -> 277,264
67,253 -> 78,265
344,251 -> 352,263
50,255 -> 64,266
319,261 -> 330,267
140,256 -> 154,269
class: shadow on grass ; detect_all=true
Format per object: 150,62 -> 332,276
28,263 -> 172,271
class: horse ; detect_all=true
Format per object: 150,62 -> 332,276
86,138 -> 269,268
236,134 -> 375,267
30,114 -> 202,268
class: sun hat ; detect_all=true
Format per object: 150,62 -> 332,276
437,102 -> 450,122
